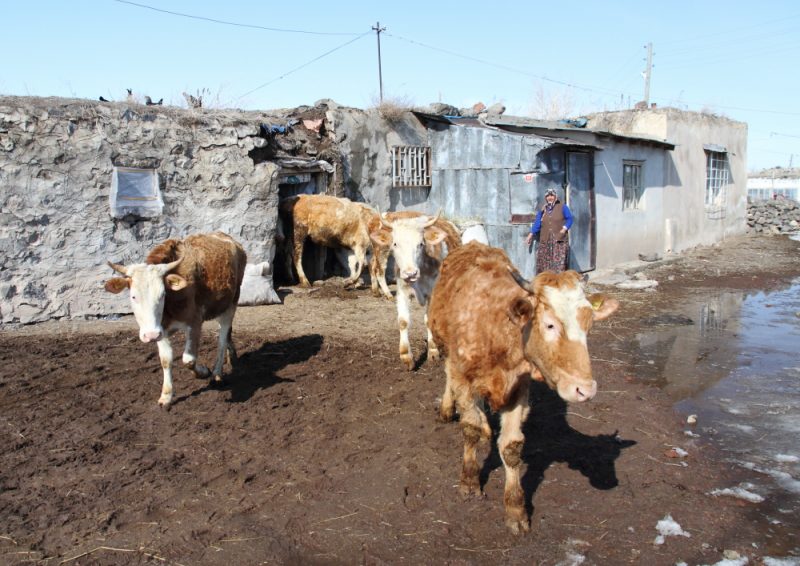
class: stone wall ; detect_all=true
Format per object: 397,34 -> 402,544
0,96 -> 289,324
747,199 -> 800,234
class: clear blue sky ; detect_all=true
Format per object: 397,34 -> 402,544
4,0 -> 800,172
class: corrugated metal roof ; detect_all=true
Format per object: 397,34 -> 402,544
412,112 -> 601,150
481,114 -> 676,150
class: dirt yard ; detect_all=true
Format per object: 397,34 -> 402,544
1,234 -> 799,565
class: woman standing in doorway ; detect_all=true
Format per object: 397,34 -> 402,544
525,188 -> 573,274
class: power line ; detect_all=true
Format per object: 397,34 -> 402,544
236,32 -> 371,101
112,0 -> 362,36
385,32 -> 624,98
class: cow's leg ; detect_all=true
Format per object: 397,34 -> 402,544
343,245 -> 366,288
211,305 -> 237,383
156,337 -> 175,407
455,381 -> 491,498
293,227 -> 311,287
371,246 -> 393,299
424,310 -> 440,361
395,279 -> 414,370
498,378 -> 531,535
438,357 -> 456,422
182,322 -> 211,379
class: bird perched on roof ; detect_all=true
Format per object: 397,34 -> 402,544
145,96 -> 163,106
182,91 -> 202,109
99,96 -> 110,102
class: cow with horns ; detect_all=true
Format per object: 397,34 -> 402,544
369,210 -> 459,370
104,232 -> 247,407
428,241 -> 619,533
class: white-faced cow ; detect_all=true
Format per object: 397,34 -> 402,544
369,211 -> 461,370
280,194 -> 378,290
367,210 -> 462,301
104,232 -> 247,407
428,241 -> 619,534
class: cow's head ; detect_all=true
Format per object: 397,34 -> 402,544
508,269 -> 619,403
370,211 -> 447,283
104,259 -> 186,343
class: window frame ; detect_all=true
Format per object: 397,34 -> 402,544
705,150 -> 729,209
391,145 -> 432,188
622,160 -> 644,211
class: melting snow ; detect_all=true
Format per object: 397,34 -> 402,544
653,514 -> 690,545
709,487 -> 765,503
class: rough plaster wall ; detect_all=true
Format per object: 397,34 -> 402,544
0,96 -> 281,324
326,108 -> 427,209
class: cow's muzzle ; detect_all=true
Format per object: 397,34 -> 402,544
140,329 -> 163,343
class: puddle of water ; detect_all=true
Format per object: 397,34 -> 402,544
630,279 -> 800,548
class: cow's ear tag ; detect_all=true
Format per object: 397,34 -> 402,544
165,274 -> 188,291
508,297 -> 534,327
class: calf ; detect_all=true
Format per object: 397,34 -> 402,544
104,232 -> 247,406
280,194 -> 377,289
428,241 -> 619,533
367,210 -> 461,301
369,211 -> 458,370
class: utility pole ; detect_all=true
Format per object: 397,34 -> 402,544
372,21 -> 386,102
643,42 -> 653,106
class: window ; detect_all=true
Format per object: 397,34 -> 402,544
622,161 -> 644,210
109,167 -> 163,218
705,150 -> 729,209
391,146 -> 431,187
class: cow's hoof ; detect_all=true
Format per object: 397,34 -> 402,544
505,515 -> 530,535
211,374 -> 225,385
192,365 -> 211,379
158,396 -> 172,408
401,356 -> 414,371
428,347 -> 440,362
437,404 -> 455,423
459,481 -> 483,499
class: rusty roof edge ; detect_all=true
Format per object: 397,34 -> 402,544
412,111 -> 674,150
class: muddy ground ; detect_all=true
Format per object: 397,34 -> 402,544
1,234 -> 799,565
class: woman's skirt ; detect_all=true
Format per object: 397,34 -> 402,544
536,240 -> 570,274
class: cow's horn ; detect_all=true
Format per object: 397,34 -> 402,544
107,261 -> 129,276
156,258 -> 183,275
423,209 -> 442,228
508,266 -> 534,292
376,207 -> 392,229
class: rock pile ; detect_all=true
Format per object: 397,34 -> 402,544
747,199 -> 800,234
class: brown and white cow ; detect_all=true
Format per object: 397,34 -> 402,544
367,210 -> 462,301
104,232 -> 247,407
428,241 -> 619,534
369,211 -> 460,370
280,194 -> 378,289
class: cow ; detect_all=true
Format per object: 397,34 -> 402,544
367,210 -> 462,301
428,241 -> 619,534
103,232 -> 247,407
369,210 -> 460,370
279,194 -> 378,290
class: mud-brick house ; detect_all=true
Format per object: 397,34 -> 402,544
0,96 -> 340,324
336,106 -> 747,278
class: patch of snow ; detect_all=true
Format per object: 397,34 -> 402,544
616,279 -> 658,290
702,558 -> 748,566
709,487 -> 765,503
684,430 -> 700,437
653,514 -> 690,545
775,454 -> 799,463
763,557 -> 800,566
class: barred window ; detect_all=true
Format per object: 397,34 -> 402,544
705,150 -> 729,208
392,146 -> 431,187
622,161 -> 644,210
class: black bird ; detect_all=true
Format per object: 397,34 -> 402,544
99,96 -> 110,102
145,96 -> 163,106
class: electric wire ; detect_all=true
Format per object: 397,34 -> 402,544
112,0 -> 362,36
236,31 -> 372,101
